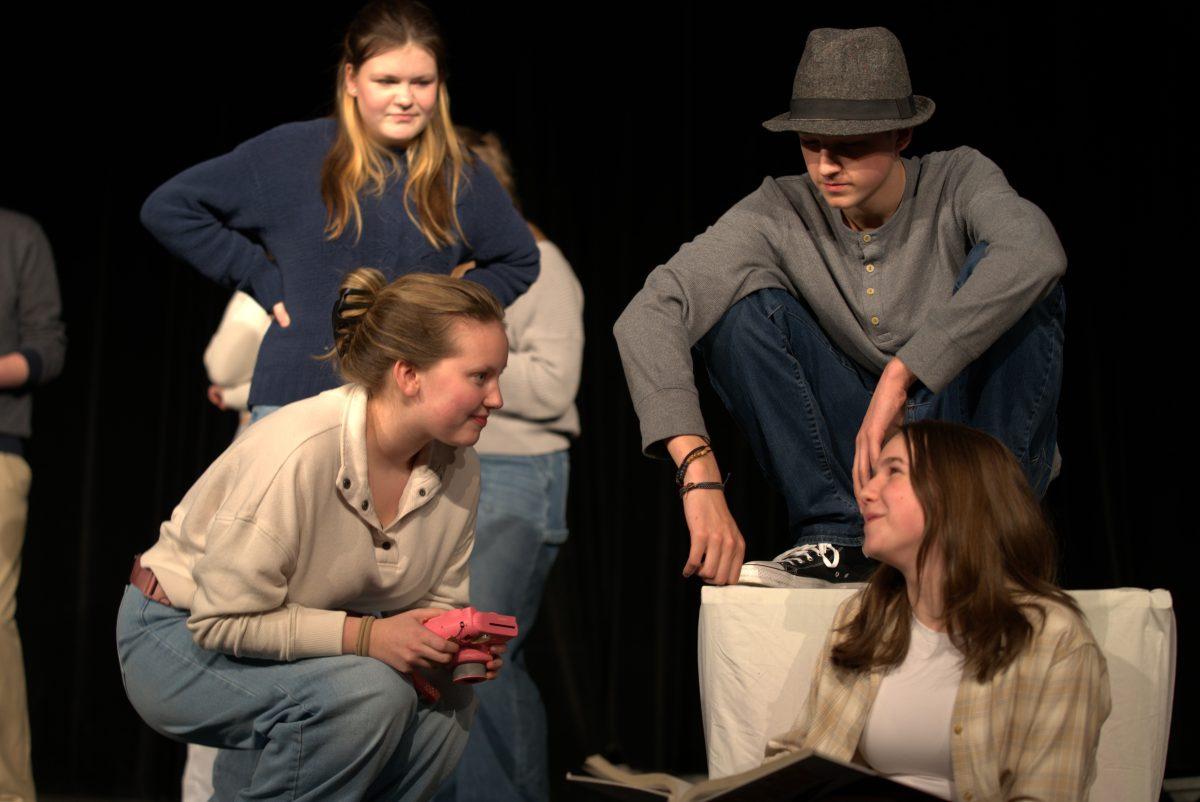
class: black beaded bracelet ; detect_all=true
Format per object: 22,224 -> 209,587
679,473 -> 730,498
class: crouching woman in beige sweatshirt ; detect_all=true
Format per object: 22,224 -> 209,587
117,270 -> 509,801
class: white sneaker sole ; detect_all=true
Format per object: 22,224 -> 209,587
737,563 -> 869,590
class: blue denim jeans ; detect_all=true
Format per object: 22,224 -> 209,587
116,585 -> 475,800
249,405 -> 281,425
433,451 -> 569,802
695,242 -> 1065,547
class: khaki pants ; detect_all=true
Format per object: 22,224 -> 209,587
0,453 -> 34,802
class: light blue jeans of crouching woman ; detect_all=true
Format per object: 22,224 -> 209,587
116,584 -> 475,801
434,451 -> 569,802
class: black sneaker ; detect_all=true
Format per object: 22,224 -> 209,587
738,543 -> 876,588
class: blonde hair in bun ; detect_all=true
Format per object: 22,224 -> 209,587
327,268 -> 504,389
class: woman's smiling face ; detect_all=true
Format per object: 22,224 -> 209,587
857,433 -> 927,576
409,318 -> 508,448
345,43 -> 439,147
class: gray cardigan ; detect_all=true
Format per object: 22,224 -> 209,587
613,147 -> 1065,456
0,209 -> 66,444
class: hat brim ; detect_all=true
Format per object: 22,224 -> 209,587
762,95 -> 935,135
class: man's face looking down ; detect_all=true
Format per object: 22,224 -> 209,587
799,129 -> 912,223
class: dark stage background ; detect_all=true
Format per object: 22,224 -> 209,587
1,2 -> 1194,798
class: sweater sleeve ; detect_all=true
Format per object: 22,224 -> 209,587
496,242 -> 585,421
219,381 -> 252,412
613,180 -> 792,457
203,291 -> 272,388
456,160 -> 540,307
13,217 -> 66,387
187,514 -> 347,661
140,139 -> 284,309
896,148 -> 1067,393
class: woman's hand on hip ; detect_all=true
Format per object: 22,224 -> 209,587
368,608 -> 459,673
272,301 -> 291,328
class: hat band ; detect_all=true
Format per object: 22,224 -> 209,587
788,95 -> 916,121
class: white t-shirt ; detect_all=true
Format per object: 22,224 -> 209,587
859,617 -> 964,801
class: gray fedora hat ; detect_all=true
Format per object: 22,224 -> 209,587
763,27 -> 934,136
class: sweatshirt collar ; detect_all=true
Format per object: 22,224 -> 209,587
334,384 -> 450,529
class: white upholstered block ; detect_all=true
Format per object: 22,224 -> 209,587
698,586 -> 1175,802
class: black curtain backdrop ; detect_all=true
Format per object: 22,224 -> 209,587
1,2 -> 1194,798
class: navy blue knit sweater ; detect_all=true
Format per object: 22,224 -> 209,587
141,118 -> 539,408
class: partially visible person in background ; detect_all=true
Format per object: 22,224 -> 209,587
0,208 -> 66,802
435,128 -> 583,802
202,290 -> 272,432
183,289 -> 271,802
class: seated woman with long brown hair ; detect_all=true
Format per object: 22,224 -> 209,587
767,420 -> 1111,802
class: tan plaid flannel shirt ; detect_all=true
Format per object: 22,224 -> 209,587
766,594 -> 1111,802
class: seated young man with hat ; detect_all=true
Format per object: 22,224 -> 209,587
614,27 -> 1065,587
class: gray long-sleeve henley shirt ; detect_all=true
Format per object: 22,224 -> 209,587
613,146 -> 1066,456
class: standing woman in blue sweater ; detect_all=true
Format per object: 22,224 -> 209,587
141,0 -> 539,418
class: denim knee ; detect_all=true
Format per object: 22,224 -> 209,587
703,288 -> 791,346
315,657 -> 419,740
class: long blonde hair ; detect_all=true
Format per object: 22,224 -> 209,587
320,0 -> 469,247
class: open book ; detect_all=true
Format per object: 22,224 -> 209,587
567,751 -> 943,801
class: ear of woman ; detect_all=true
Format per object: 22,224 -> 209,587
391,359 -> 422,398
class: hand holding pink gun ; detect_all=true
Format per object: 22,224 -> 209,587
408,606 -> 516,702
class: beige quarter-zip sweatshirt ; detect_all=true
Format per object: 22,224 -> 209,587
140,384 -> 479,661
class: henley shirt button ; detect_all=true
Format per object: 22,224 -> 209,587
361,500 -> 369,510
871,316 -> 880,326
863,234 -> 872,243
342,478 -> 351,489
866,288 -> 875,296
953,724 -> 963,735
381,541 -> 392,550
418,488 -> 426,497
866,264 -> 875,273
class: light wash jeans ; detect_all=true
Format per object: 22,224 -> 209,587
118,583 -> 475,800
434,451 -> 569,802
249,405 -> 281,425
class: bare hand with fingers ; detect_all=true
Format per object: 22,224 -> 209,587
272,301 -> 291,328
206,384 -> 227,411
682,489 -> 746,585
482,643 -> 506,680
668,435 -> 745,585
368,608 -> 460,673
853,358 -> 915,496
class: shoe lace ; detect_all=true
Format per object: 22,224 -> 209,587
774,543 -> 840,569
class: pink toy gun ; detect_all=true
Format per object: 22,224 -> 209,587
424,606 -> 518,684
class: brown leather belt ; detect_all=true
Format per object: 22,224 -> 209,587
130,554 -> 173,606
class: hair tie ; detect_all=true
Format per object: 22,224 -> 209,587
330,287 -> 376,355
